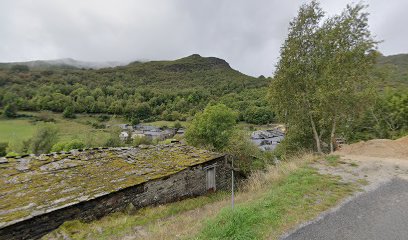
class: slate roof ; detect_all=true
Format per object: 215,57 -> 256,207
0,144 -> 223,228
250,129 -> 285,151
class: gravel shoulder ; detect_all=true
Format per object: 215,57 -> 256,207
280,146 -> 408,240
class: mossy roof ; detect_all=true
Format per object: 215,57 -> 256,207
0,143 -> 223,228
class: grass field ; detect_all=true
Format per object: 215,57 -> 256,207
0,119 -> 37,142
0,111 -> 127,147
0,111 -> 193,154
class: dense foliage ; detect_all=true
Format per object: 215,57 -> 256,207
186,104 -> 238,150
0,54 -> 273,124
375,54 -> 408,88
270,1 -> 377,154
346,88 -> 408,141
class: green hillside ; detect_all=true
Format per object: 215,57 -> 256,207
0,54 -> 271,123
375,53 -> 408,88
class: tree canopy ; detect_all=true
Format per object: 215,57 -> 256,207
185,104 -> 237,150
0,54 -> 271,124
270,1 -> 378,153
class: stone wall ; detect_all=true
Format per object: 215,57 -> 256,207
0,156 -> 231,240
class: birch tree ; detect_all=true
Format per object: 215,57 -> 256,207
270,1 -> 377,154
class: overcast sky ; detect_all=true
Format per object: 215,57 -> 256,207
0,0 -> 407,76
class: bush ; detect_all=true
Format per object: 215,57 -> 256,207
6,152 -> 18,157
97,115 -> 111,122
104,137 -> 122,147
104,127 -> 122,147
173,121 -> 182,129
91,122 -> 105,129
224,130 -> 263,174
51,140 -> 85,152
63,106 -> 76,119
243,106 -> 274,125
30,123 -> 59,154
186,104 -> 237,150
35,111 -> 55,122
0,142 -> 8,157
51,142 -> 66,152
64,140 -> 85,151
130,117 -> 140,126
132,136 -> 152,146
2,104 -> 17,118
7,139 -> 31,155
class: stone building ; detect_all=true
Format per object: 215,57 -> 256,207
0,144 -> 231,240
250,129 -> 285,151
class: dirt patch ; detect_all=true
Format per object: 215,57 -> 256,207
316,136 -> 408,191
337,136 -> 408,159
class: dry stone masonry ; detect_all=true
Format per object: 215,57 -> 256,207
0,143 -> 231,240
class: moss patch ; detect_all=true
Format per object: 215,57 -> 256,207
0,144 -> 223,228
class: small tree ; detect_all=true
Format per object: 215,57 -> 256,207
186,104 -> 237,150
173,121 -> 182,130
0,142 -> 8,157
63,106 -> 76,119
3,104 -> 17,118
104,127 -> 122,147
30,124 -> 59,154
223,130 -> 261,174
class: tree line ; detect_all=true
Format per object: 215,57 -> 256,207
0,55 -> 274,125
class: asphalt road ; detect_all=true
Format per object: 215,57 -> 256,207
282,178 -> 408,240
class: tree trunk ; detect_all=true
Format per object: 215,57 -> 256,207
310,115 -> 322,154
330,117 -> 337,153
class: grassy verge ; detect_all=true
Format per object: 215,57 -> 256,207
43,154 -> 358,240
196,167 -> 356,239
43,192 -> 228,240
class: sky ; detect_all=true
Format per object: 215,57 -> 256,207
0,0 -> 407,77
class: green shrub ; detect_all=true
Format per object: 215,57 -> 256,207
132,136 -> 152,146
7,139 -> 31,155
173,121 -> 182,129
51,140 -> 86,152
35,111 -> 55,122
186,104 -> 237,150
63,106 -> 76,119
29,123 -> 59,154
224,130 -> 261,174
2,105 -> 17,118
51,142 -> 65,152
6,151 -> 18,157
0,142 -> 8,157
97,115 -> 111,122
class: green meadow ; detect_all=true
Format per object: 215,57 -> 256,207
0,112 -> 127,148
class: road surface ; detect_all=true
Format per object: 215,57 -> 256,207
282,177 -> 408,240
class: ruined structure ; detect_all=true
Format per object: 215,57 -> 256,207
0,144 -> 231,240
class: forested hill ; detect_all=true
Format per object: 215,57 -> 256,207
0,54 -> 273,124
376,53 -> 408,88
101,54 -> 267,90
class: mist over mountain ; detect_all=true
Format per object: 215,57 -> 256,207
0,58 -> 130,70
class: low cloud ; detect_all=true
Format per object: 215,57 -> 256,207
0,0 -> 406,76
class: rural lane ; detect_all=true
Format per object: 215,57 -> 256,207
281,177 -> 408,240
